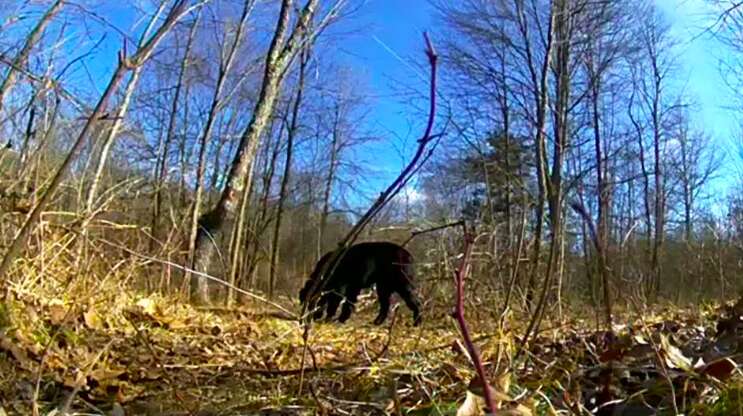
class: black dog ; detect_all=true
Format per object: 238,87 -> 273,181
299,242 -> 421,326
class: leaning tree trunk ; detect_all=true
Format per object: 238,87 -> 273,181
78,63 -> 143,268
83,0 -> 173,225
0,0 -> 194,281
192,0 -> 323,304
0,0 -> 65,117
186,0 -> 254,302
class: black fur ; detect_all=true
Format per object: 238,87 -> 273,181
299,242 -> 421,326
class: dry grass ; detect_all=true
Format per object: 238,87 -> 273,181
0,228 -> 741,415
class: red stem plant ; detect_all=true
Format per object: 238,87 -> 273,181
298,32 -> 439,394
300,32 -> 439,319
453,225 -> 497,415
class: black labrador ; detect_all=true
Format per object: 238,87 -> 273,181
299,242 -> 421,326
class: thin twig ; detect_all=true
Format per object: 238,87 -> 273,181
452,223 -> 497,414
402,219 -> 464,247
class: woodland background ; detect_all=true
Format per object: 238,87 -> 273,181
2,0 -> 743,414
1,0 -> 740,311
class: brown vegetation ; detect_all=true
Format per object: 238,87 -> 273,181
2,0 -> 743,414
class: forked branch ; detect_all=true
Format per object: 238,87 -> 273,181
300,32 -> 440,318
298,32 -> 440,396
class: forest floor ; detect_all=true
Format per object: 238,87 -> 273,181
1,283 -> 743,415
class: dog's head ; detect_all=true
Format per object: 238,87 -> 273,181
299,280 -> 312,304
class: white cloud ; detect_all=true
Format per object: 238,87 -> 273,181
400,185 -> 424,203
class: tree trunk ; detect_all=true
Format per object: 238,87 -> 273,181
192,0 -> 321,303
651,61 -> 665,300
0,0 -> 65,116
268,46 -> 309,298
628,89 -> 653,297
226,159 -> 256,305
152,12 -> 200,255
318,106 -> 341,256
519,0 -> 569,351
187,0 -> 254,303
544,0 -> 571,322
514,0 -> 553,309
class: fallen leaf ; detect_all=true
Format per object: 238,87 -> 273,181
660,334 -> 692,371
90,366 -> 126,383
48,299 -> 66,325
701,357 -> 736,381
457,390 -> 485,416
135,297 -> 157,316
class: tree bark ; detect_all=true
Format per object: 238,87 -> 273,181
192,0 -> 325,304
187,0 -> 254,302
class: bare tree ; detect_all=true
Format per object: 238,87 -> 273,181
186,0 -> 255,301
671,113 -> 721,241
192,0 -> 344,303
268,44 -> 310,298
628,9 -> 680,299
0,0 -> 65,119
0,0 -> 200,281
151,11 -> 201,253
576,0 -> 637,327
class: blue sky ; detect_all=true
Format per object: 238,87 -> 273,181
653,0 -> 743,213
330,1 -> 436,199
42,0 -> 743,204
656,0 -> 740,173
339,0 -> 742,202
